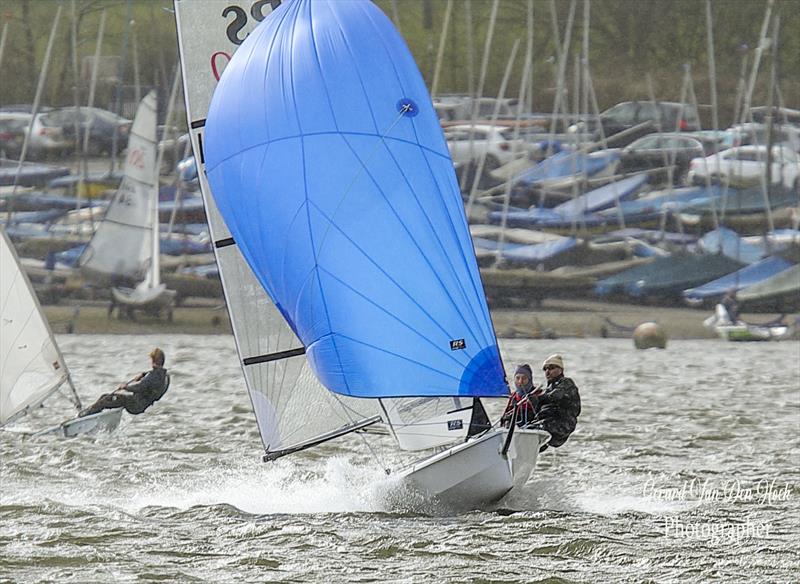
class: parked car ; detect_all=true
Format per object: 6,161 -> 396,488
433,94 -> 472,122
727,123 -> 800,152
444,124 -> 529,169
0,104 -> 53,114
0,112 -> 69,159
0,118 -> 26,158
569,101 -> 701,147
749,106 -> 800,128
688,144 -> 800,191
618,132 -> 725,183
435,96 -> 525,125
158,131 -> 192,174
46,106 -> 132,155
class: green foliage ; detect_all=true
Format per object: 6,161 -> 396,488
0,0 -> 796,128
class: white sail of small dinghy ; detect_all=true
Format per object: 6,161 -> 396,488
197,0 -> 550,508
0,227 -> 122,436
174,0 -> 382,459
704,303 -> 794,342
78,91 -> 175,312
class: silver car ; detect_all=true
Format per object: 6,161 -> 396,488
0,112 -> 69,159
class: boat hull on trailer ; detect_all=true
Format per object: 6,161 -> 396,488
704,304 -> 794,342
399,428 -> 550,509
33,408 -> 123,438
711,322 -> 793,342
112,283 -> 176,308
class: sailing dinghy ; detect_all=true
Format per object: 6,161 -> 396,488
176,0 -> 548,509
703,304 -> 794,342
78,91 -> 176,319
0,228 -> 122,437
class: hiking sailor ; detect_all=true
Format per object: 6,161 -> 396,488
529,354 -> 581,451
79,348 -> 169,417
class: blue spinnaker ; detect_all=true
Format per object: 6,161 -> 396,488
204,0 -> 505,399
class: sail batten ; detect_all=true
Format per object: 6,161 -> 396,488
243,347 -> 306,366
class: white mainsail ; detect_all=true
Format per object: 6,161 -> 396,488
79,91 -> 159,285
174,0 -> 379,457
0,228 -> 79,427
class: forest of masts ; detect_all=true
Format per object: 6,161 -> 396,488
0,0 -> 797,129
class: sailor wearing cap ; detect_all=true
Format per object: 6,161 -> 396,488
533,354 -> 581,450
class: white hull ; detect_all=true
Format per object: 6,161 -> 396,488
112,283 -> 176,308
704,304 -> 794,342
32,408 -> 123,438
536,159 -> 620,194
398,428 -> 550,510
712,323 -> 792,342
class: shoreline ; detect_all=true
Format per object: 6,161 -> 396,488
43,298 -> 799,340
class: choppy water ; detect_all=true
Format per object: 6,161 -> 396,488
2,335 -> 798,583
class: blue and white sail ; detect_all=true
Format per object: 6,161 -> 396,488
204,0 -> 506,401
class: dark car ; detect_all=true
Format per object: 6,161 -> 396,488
46,106 -> 132,155
570,101 -> 701,147
618,132 -> 724,184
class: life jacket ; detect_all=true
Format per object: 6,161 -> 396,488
127,370 -> 170,415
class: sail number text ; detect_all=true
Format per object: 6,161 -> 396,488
213,1 -> 282,81
223,1 -> 282,45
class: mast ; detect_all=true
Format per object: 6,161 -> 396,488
465,0 -> 475,99
150,66 -> 182,288
459,0 -> 500,194
740,0 -> 774,124
526,0 -> 534,114
495,26 -> 535,266
547,0 -> 576,144
110,0 -> 133,174
581,0 -> 589,129
6,6 -> 62,227
0,20 -> 9,69
429,0 -> 453,99
704,0 -> 721,232
762,11 -> 779,235
465,39 -> 521,219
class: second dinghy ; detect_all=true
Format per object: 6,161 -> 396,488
79,91 -> 176,319
1,227 -> 122,437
